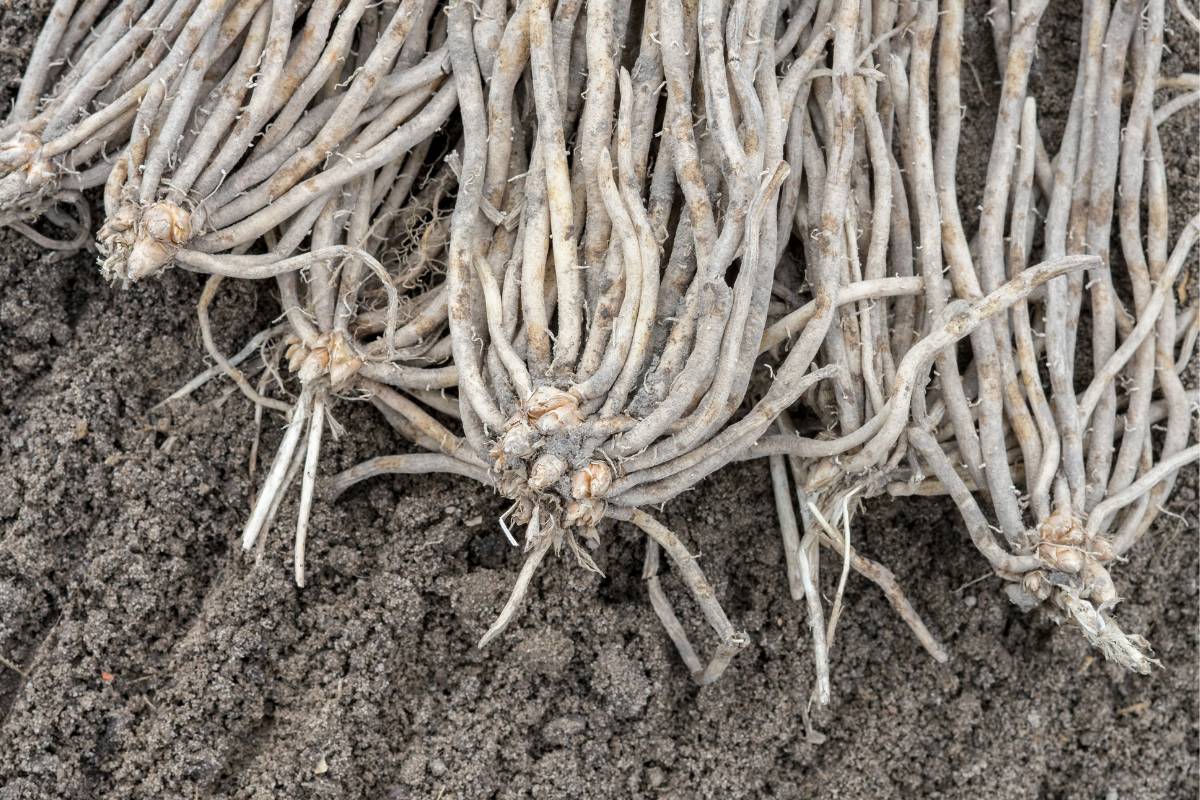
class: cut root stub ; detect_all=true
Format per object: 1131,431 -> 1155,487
98,201 -> 194,282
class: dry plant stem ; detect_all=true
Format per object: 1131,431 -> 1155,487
235,0 -> 369,161
444,0 -> 859,584
743,412 -> 887,461
207,0 -> 426,224
209,167 -> 463,578
979,53 -> 1046,514
190,85 -> 458,255
1154,89 -> 1200,124
248,362 -> 276,486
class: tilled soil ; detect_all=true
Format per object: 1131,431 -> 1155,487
0,2 -> 1197,798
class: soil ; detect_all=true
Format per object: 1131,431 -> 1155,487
0,2 -> 1196,799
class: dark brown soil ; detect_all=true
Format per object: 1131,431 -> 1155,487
0,2 -> 1197,799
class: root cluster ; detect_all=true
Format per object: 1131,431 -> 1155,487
2,0 -> 1197,693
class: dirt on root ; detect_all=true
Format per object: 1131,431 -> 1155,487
0,2 -> 1197,798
